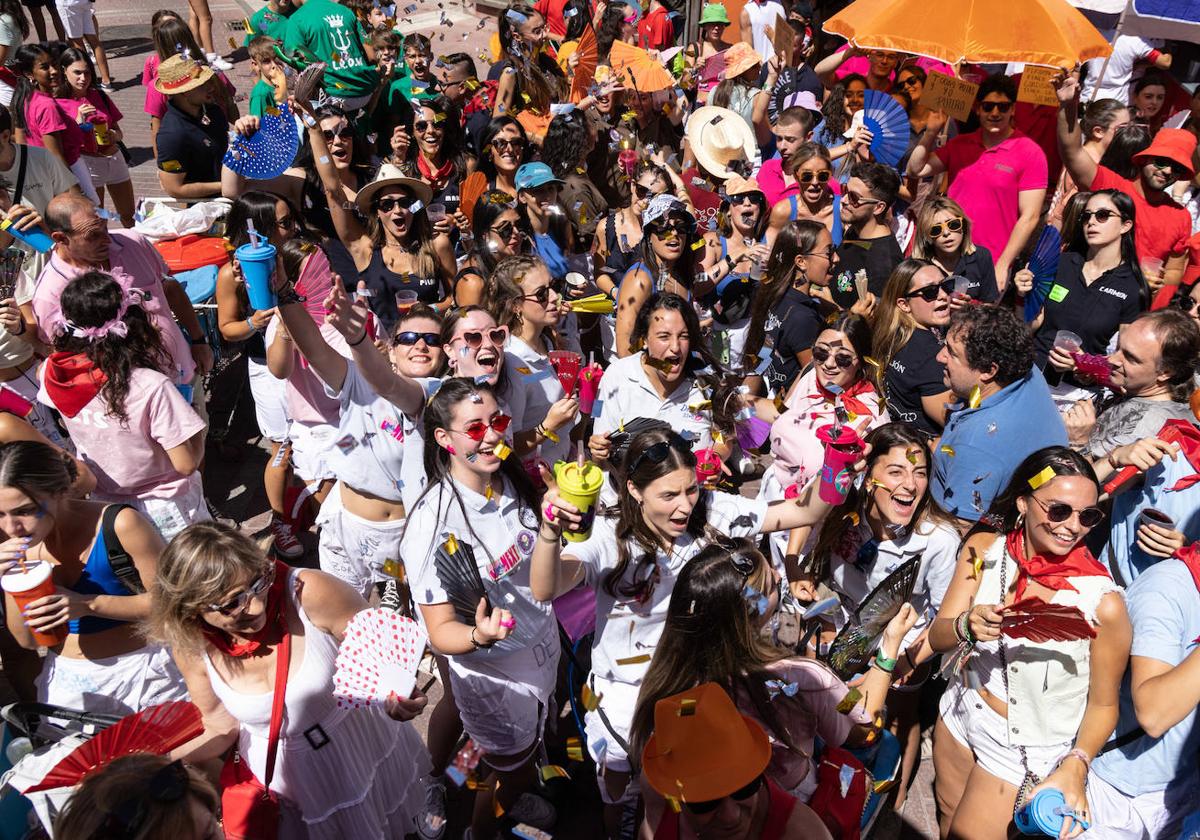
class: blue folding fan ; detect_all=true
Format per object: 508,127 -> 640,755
223,101 -> 299,181
858,89 -> 911,168
1024,224 -> 1062,323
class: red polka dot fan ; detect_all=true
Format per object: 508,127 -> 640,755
333,609 -> 428,711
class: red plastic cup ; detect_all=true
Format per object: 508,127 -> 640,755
2,561 -> 66,647
816,424 -> 863,504
578,364 -> 603,414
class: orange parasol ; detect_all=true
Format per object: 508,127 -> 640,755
570,25 -> 598,103
609,40 -> 675,93
824,0 -> 1111,69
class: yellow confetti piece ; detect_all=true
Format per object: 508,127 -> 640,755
493,441 -> 512,461
836,687 -> 862,714
678,698 -> 697,716
863,355 -> 881,371
382,558 -> 406,580
906,447 -> 920,465
520,92 -> 531,103
621,110 -> 637,122
540,765 -> 569,782
484,484 -> 494,501
712,429 -> 725,445
465,777 -> 491,790
515,366 -> 532,374
615,653 -> 652,666
433,112 -> 446,123
688,399 -> 712,411
845,510 -> 860,526
444,533 -> 459,554
665,795 -> 682,813
690,238 -> 705,250
940,445 -> 956,457
968,546 -> 983,580
967,384 -> 982,409
1027,465 -> 1056,491
228,37 -> 238,51
581,683 -> 602,711
565,736 -> 584,761
265,106 -> 281,117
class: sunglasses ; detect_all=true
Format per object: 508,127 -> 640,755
1148,157 -> 1183,176
628,433 -> 693,473
803,245 -> 836,261
1029,494 -> 1104,529
490,220 -> 517,240
458,326 -> 509,347
729,192 -> 762,205
492,137 -> 526,152
1177,295 -> 1200,313
1080,208 -> 1125,224
454,412 -> 511,441
844,190 -> 883,208
633,183 -> 654,199
812,345 -> 856,368
322,125 -> 353,142
897,75 -> 921,89
375,196 -> 412,214
651,220 -> 690,238
523,284 -> 558,304
393,330 -> 440,346
685,775 -> 762,815
904,277 -> 955,302
413,119 -> 445,133
206,566 -> 274,616
798,169 -> 832,184
928,217 -> 963,238
978,100 -> 1014,114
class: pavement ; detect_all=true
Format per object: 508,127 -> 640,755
21,3 -> 946,837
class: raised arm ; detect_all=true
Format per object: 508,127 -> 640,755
1055,68 -> 1097,191
273,264 -> 350,393
905,110 -> 948,181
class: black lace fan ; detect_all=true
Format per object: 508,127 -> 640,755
433,534 -> 488,624
826,557 -> 920,680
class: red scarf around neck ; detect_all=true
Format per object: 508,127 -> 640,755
416,153 -> 454,191
813,376 -> 875,419
1005,529 -> 1110,600
201,560 -> 290,658
43,352 -> 107,419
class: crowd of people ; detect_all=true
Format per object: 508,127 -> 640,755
0,0 -> 1199,838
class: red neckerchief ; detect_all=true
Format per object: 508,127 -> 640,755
1171,542 -> 1200,643
1005,529 -> 1110,600
416,153 -> 454,192
813,376 -> 875,419
1156,419 -> 1200,491
43,352 -> 107,419
201,560 -> 290,658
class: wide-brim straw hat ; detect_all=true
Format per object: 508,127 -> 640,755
355,163 -> 435,215
154,55 -> 215,96
687,105 -> 758,181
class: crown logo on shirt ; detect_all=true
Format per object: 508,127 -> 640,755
324,14 -> 345,27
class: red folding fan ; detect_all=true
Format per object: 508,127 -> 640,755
1000,598 -> 1096,644
548,350 -> 583,397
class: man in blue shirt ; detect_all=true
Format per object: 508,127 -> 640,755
932,305 -> 1067,521
1088,544 -> 1200,838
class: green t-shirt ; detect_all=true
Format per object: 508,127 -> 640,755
283,0 -> 377,99
249,79 -> 278,116
244,4 -> 291,45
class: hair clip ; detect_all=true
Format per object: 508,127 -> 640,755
505,8 -> 528,23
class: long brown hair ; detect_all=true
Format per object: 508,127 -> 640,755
741,219 -> 826,370
482,254 -> 561,349
871,258 -> 935,378
365,186 -> 440,281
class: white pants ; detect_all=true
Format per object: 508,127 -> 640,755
315,480 -> 405,598
1082,768 -> 1199,840
36,644 -> 188,716
55,0 -> 95,37
247,356 -> 290,442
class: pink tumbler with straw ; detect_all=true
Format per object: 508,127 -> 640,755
578,364 -> 603,414
816,424 -> 863,504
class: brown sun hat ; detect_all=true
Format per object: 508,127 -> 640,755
154,55 -> 215,96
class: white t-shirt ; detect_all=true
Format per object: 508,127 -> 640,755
743,0 -> 786,62
565,490 -> 769,687
323,363 -> 416,503
593,352 -> 714,450
0,13 -> 22,51
504,335 -> 574,465
39,366 -> 205,500
1082,34 -> 1161,103
402,475 -> 559,700
3,143 -> 77,317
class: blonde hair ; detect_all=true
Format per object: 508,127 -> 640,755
910,195 -> 977,260
53,754 -> 218,840
145,522 -> 270,654
871,258 -> 936,378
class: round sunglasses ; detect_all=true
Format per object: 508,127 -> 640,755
928,217 -> 963,238
1029,494 -> 1104,529
452,412 -> 512,441
1080,208 -> 1125,225
812,345 -> 856,368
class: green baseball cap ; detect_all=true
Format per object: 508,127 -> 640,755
699,3 -> 730,25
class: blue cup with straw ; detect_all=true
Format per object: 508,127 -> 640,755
235,221 -> 277,310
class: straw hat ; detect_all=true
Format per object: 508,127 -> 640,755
355,163 -> 435,215
722,42 -> 762,80
641,683 -> 772,803
686,105 -> 758,180
1132,128 -> 1198,180
153,55 -> 215,96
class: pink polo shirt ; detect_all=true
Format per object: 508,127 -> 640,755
935,129 -> 1048,261
34,230 -> 196,384
758,157 -> 796,208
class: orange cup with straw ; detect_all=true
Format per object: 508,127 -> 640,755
2,560 -> 65,647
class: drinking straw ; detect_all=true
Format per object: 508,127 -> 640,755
247,220 -> 260,249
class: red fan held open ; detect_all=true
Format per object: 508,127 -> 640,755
548,350 -> 583,397
26,700 -> 203,792
1000,598 -> 1096,644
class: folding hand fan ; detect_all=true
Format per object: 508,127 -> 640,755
858,89 -> 911,168
1000,598 -> 1095,644
569,25 -> 598,104
334,609 -> 428,709
567,293 -> 615,314
434,534 -> 488,624
1024,224 -> 1062,323
736,415 -> 771,452
224,101 -> 299,181
609,41 -> 674,93
699,49 -> 727,92
548,350 -> 583,396
26,701 -> 202,792
459,171 -> 488,227
292,62 -> 327,110
826,557 -> 920,680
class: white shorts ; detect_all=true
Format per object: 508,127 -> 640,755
289,421 -> 337,484
82,150 -> 130,188
1082,768 -> 1199,840
449,668 -> 549,759
55,0 -> 95,38
583,675 -> 638,774
315,480 -> 405,598
36,644 -> 188,716
95,474 -> 211,541
938,680 -> 1068,787
247,356 -> 290,443
68,156 -> 100,205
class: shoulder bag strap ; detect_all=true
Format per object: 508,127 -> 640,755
101,504 -> 144,594
262,627 -> 291,789
13,143 -> 26,206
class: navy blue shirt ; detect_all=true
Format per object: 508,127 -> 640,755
1033,251 -> 1144,368
156,102 -> 229,186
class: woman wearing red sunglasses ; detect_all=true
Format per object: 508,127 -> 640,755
930,446 -> 1131,840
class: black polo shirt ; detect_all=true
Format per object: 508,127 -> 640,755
831,234 -> 904,309
1033,251 -> 1143,368
764,286 -> 824,393
156,101 -> 229,185
884,327 -> 947,437
944,244 -> 999,303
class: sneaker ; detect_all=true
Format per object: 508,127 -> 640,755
379,578 -> 405,613
98,81 -> 114,94
417,775 -> 447,839
270,515 -> 305,559
207,53 -> 234,71
204,496 -> 237,527
507,792 -> 556,830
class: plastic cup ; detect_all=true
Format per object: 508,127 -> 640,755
2,561 -> 66,647
92,116 -> 112,147
816,424 -> 864,504
1138,507 -> 1175,530
554,460 -> 604,543
1053,329 -> 1082,355
425,203 -> 447,224
1141,257 -> 1164,278
952,274 -> 973,298
565,272 -> 587,290
235,241 -> 278,310
1014,788 -> 1070,835
395,290 -> 419,314
577,364 -> 603,414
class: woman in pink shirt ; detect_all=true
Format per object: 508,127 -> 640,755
38,271 -> 208,539
9,44 -> 98,202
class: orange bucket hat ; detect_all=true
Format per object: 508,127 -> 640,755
641,682 -> 772,804
1132,128 -> 1198,180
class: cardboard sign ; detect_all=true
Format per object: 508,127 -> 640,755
1017,65 -> 1060,108
923,71 -> 978,123
771,13 -> 792,67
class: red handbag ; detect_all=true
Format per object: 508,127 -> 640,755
809,745 -> 870,840
220,629 -> 291,840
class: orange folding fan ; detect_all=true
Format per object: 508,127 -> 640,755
609,41 -> 675,93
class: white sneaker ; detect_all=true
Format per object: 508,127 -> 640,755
507,792 -> 556,830
417,776 -> 447,839
207,53 -> 234,71
270,515 -> 304,559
